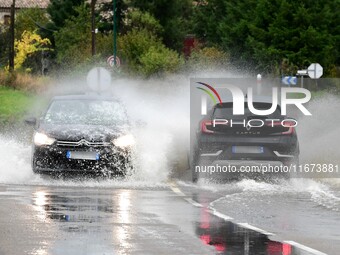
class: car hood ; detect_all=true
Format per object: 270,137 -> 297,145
38,123 -> 128,142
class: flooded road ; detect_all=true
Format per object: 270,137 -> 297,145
177,178 -> 340,255
0,179 -> 338,255
0,184 -> 213,255
0,82 -> 339,254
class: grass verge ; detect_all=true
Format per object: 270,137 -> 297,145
0,86 -> 37,125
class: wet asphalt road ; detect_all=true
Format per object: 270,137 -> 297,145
0,179 -> 335,255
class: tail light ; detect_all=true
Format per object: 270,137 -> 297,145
201,120 -> 214,134
267,242 -> 292,255
269,121 -> 296,135
201,119 -> 230,134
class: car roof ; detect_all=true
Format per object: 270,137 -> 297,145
214,96 -> 281,109
52,94 -> 119,101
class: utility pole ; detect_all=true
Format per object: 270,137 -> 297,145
9,0 -> 15,71
91,0 -> 96,56
113,0 -> 117,65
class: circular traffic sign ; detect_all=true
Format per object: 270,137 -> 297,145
86,67 -> 111,92
107,55 -> 120,68
308,63 -> 323,79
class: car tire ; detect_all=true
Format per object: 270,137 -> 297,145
32,158 -> 39,174
282,156 -> 299,179
191,155 -> 211,183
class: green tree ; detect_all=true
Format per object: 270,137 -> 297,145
15,8 -> 49,39
193,0 -> 339,76
191,0 -> 228,45
96,0 -> 127,34
124,9 -> 163,36
0,24 -> 10,68
47,0 -> 85,29
54,4 -> 91,66
44,0 -> 86,47
53,4 -> 119,70
129,0 -> 194,51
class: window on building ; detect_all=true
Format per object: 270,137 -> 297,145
4,15 -> 10,25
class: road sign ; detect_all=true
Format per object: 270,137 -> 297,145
107,55 -> 120,67
297,70 -> 308,75
282,76 -> 297,85
86,67 -> 111,92
307,63 -> 323,79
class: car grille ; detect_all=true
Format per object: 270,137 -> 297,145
56,139 -> 111,147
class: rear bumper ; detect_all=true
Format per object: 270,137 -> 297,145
196,134 -> 299,164
32,144 -> 131,174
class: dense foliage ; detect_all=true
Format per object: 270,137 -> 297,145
0,0 -> 339,78
193,0 -> 340,75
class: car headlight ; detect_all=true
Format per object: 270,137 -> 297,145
113,134 -> 135,148
34,132 -> 56,146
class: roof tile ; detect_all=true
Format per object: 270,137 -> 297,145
0,0 -> 50,9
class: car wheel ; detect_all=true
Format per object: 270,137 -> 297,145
191,155 -> 211,183
190,148 -> 200,183
282,156 -> 299,179
32,158 -> 39,174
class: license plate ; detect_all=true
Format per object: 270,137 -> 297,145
66,151 -> 100,160
232,146 -> 264,154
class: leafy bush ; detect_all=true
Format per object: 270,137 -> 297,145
139,46 -> 183,77
0,71 -> 51,93
118,29 -> 159,67
12,31 -> 51,72
118,28 -> 183,77
187,46 -> 229,70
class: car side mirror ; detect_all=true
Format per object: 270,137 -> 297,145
24,117 -> 37,126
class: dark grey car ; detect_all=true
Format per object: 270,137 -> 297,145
26,94 -> 134,176
191,98 -> 299,182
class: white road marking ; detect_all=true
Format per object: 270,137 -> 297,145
170,182 -> 203,207
184,198 -> 203,207
169,182 -> 186,196
237,223 -> 274,236
284,241 -> 328,255
209,208 -> 233,221
209,195 -> 227,208
169,181 -> 328,255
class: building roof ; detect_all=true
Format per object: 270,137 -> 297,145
0,0 -> 50,9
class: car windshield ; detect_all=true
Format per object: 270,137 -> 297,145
44,99 -> 128,125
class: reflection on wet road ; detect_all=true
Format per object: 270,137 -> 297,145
0,183 -> 325,255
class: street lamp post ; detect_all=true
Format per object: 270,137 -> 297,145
91,0 -> 96,56
113,0 -> 117,66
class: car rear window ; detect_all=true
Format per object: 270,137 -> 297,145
213,102 -> 281,118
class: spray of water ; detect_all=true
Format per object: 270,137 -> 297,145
0,135 -> 37,184
0,72 -> 338,192
0,74 -> 193,185
298,94 -> 340,166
